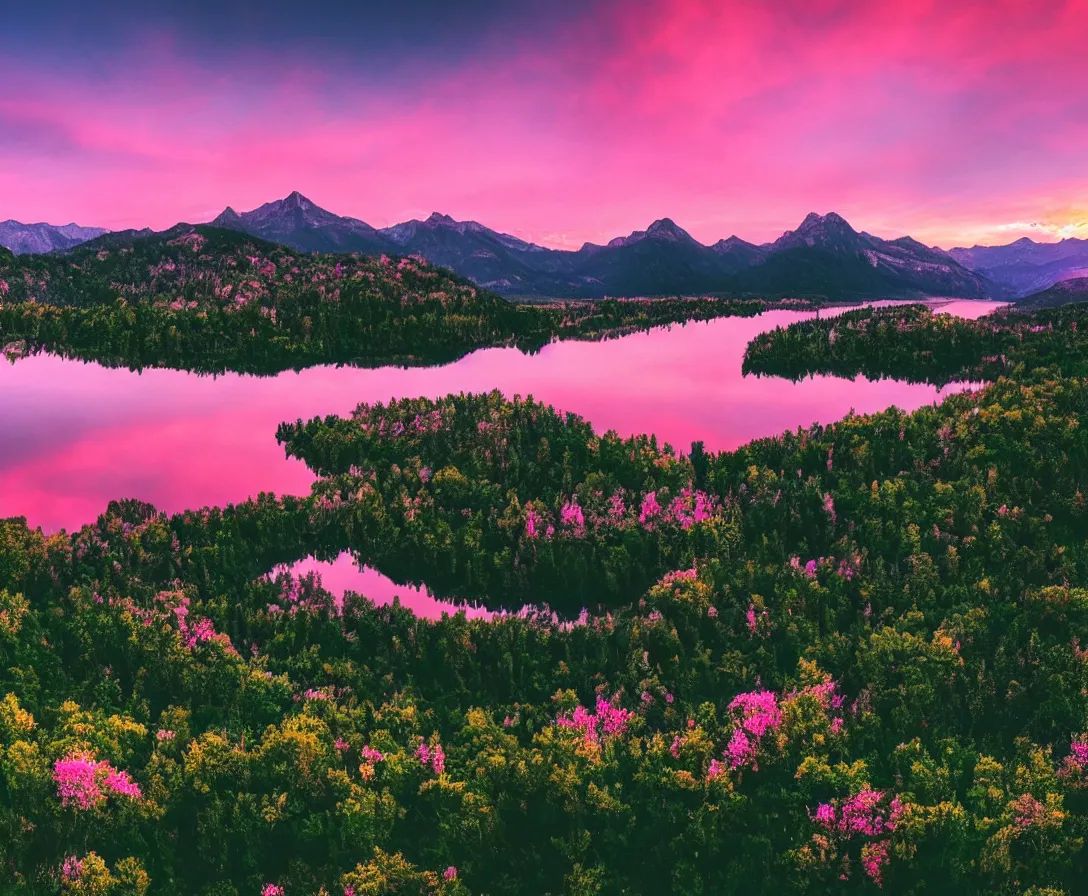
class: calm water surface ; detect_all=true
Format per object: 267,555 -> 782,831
0,299 -> 1005,614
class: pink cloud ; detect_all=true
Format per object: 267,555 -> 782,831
0,0 -> 1085,246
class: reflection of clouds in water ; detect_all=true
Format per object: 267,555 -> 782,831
0,300 -> 1010,539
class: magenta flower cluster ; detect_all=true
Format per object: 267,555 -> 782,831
171,595 -> 235,653
526,486 -> 717,541
555,695 -> 635,746
417,740 -> 445,774
723,690 -> 782,771
1059,734 -> 1088,782
560,499 -> 585,532
811,789 -> 903,886
54,753 -> 142,810
659,566 -> 698,586
61,855 -> 83,881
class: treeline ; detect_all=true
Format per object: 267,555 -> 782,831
742,303 -> 1088,386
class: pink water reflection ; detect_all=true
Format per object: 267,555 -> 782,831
281,554 -> 493,620
0,300 -> 1006,537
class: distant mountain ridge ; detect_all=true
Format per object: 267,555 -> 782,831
3,195 -> 1017,300
1016,276 -> 1088,310
206,194 -> 994,300
949,236 -> 1088,297
0,220 -> 107,255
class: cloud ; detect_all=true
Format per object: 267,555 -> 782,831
0,0 -> 1085,245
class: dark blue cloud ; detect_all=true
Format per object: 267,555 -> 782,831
4,0 -> 602,74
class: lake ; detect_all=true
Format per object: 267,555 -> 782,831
0,299 -> 1006,615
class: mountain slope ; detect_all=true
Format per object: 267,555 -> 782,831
561,218 -> 757,297
377,212 -> 574,293
1016,276 -> 1088,310
211,191 -> 391,255
949,236 -> 1088,297
0,220 -> 107,254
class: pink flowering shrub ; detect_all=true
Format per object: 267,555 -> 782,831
712,672 -> 845,775
724,690 -> 782,770
638,491 -> 662,526
524,507 -> 543,540
417,739 -> 445,774
560,499 -> 585,532
61,855 -> 83,881
168,594 -> 236,653
660,567 -> 697,585
1059,734 -> 1088,784
809,789 -> 903,886
1011,793 -> 1047,829
861,841 -> 890,887
555,694 -> 635,747
54,753 -> 142,810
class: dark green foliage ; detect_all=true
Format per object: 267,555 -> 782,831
742,303 -> 1088,385
5,251 -> 1088,894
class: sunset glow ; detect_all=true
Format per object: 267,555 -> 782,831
3,0 -> 1086,247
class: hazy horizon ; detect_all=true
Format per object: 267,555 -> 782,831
4,191 -> 1085,254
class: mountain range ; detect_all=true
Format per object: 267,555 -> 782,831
3,192 -> 1084,301
948,237 -> 1088,297
204,193 -> 990,299
0,220 -> 107,255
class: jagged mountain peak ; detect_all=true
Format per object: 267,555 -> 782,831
214,206 -> 242,223
607,218 -> 696,249
646,217 -> 683,234
239,191 -> 347,225
796,211 -> 856,235
712,235 -> 756,249
774,211 -> 862,252
283,190 -> 313,208
802,210 -> 848,225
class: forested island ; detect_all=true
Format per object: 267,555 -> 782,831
0,227 -> 803,374
3,274 -> 1088,893
742,303 -> 1088,385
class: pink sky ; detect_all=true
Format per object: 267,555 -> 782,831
1,0 -> 1086,249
